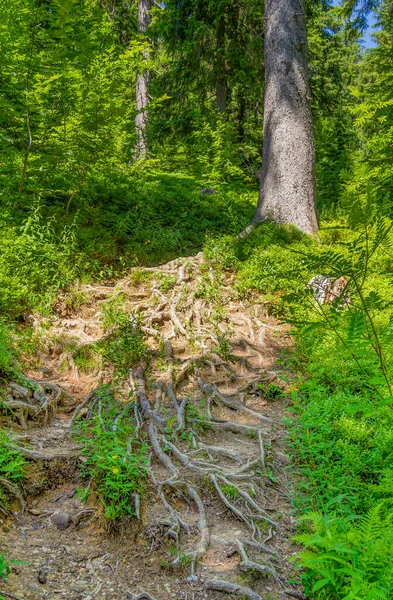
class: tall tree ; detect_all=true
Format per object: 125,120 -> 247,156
253,0 -> 318,234
134,0 -> 152,160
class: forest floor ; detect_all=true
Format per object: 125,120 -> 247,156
0,252 -> 303,600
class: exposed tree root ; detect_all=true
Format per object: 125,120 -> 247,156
9,445 -> 80,461
126,592 -> 157,600
70,387 -> 101,429
3,379 -> 74,428
205,579 -> 262,600
283,590 -> 308,600
236,539 -> 280,582
0,591 -> 25,600
0,478 -> 25,511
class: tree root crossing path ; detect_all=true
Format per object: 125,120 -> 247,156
0,252 -> 303,600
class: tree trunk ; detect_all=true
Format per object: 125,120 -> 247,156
134,0 -> 152,161
216,14 -> 227,114
253,0 -> 318,234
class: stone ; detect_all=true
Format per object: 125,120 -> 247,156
38,569 -> 48,584
200,187 -> 217,195
28,508 -> 41,516
51,511 -> 72,530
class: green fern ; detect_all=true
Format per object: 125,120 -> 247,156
294,508 -> 393,599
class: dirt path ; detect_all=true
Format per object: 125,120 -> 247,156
0,253 -> 301,600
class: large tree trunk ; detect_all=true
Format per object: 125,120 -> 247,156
134,0 -> 152,161
253,0 -> 318,234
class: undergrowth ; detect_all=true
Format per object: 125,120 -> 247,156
0,432 -> 25,507
0,171 -> 256,321
73,387 -> 149,523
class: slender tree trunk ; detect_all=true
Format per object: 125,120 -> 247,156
253,0 -> 318,234
134,0 -> 152,161
216,14 -> 227,114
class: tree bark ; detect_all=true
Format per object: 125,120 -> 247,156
216,14 -> 227,114
253,0 -> 318,234
134,0 -> 152,161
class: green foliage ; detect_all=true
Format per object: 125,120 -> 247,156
0,325 -> 17,377
0,209 -> 86,317
0,432 -> 26,505
101,295 -> 146,376
0,554 -> 10,581
294,507 -> 393,599
73,388 -> 149,522
343,2 -> 393,212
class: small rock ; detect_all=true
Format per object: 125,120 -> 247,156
200,187 -> 217,195
28,508 -> 41,516
38,569 -> 48,584
51,511 -> 72,530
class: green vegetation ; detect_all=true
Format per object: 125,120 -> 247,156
0,432 -> 26,507
0,554 -> 10,581
293,507 -> 393,599
73,388 -> 149,522
0,0 -> 392,597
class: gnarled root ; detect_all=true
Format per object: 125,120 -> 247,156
205,579 -> 262,600
0,477 -> 25,512
126,592 -> 157,600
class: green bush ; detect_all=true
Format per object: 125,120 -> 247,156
100,295 -> 146,376
218,206 -> 393,598
73,389 -> 149,522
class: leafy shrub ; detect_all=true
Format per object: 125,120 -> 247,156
73,389 -> 149,522
222,203 -> 393,597
70,169 -> 255,266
